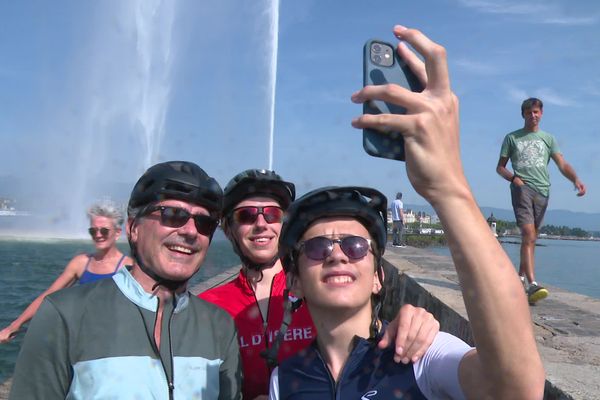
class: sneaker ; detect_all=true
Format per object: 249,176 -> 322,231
527,283 -> 549,304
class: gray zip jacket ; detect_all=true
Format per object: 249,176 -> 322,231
9,267 -> 242,399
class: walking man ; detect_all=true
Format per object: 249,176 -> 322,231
391,192 -> 405,247
497,98 -> 586,304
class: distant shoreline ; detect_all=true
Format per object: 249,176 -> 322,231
500,234 -> 600,242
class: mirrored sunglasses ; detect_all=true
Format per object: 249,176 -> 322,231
232,206 -> 283,225
88,227 -> 111,237
298,235 -> 372,261
144,205 -> 219,236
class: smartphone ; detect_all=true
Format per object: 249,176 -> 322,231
362,39 -> 423,161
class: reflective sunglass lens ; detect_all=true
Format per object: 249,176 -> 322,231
193,215 -> 218,235
159,207 -> 191,228
262,207 -> 283,223
303,236 -> 333,260
302,236 -> 370,260
341,236 -> 370,259
233,208 -> 259,224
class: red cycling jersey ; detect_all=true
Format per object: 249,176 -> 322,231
199,268 -> 315,399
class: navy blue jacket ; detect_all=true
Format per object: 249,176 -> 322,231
277,332 -> 427,399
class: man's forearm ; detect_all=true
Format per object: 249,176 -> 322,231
559,162 -> 580,184
496,165 -> 514,182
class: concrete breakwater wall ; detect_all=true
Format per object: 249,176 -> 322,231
383,246 -> 600,400
2,247 -> 598,399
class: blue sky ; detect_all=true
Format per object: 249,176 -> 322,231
1,0 -> 599,234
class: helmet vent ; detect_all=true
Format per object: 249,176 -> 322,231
164,181 -> 194,194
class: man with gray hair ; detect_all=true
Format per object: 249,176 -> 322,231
10,161 -> 241,399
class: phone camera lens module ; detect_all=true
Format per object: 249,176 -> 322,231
372,44 -> 382,53
373,54 -> 382,64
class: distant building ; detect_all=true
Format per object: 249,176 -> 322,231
404,210 -> 416,224
0,197 -> 16,211
417,211 -> 431,225
487,213 -> 498,237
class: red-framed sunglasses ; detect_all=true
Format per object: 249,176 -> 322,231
232,206 -> 283,225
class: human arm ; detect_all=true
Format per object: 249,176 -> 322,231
551,153 -> 586,196
9,298 -> 73,399
0,254 -> 85,343
378,303 -> 439,364
496,156 -> 525,186
351,25 -> 544,399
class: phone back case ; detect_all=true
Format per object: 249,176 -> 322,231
362,39 -> 423,161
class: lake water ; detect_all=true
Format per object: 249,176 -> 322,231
429,237 -> 600,299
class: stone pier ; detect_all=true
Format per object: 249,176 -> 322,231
381,245 -> 600,400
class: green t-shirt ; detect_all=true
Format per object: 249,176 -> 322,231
499,128 -> 560,197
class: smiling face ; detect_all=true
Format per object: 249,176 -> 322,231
293,217 -> 381,313
89,216 -> 121,252
227,196 -> 282,265
129,199 -> 211,283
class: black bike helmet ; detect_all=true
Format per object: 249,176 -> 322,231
279,186 -> 387,273
222,169 -> 295,217
128,161 -> 223,218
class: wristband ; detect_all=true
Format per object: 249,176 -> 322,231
511,175 -> 518,183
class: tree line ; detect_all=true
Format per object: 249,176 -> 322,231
495,219 -> 590,238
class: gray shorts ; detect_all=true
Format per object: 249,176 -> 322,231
510,183 -> 549,228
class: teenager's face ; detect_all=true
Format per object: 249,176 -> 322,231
228,197 -> 283,264
522,105 -> 543,129
294,217 -> 381,312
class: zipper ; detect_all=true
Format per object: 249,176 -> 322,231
144,297 -> 176,400
313,346 -> 338,400
314,338 -> 363,400
166,298 -> 176,400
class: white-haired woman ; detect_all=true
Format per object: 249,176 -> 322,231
0,201 -> 132,343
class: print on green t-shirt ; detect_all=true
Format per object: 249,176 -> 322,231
499,129 -> 560,197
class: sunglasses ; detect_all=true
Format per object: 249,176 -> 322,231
298,235 -> 372,261
232,206 -> 283,225
143,205 -> 219,236
88,227 -> 111,237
